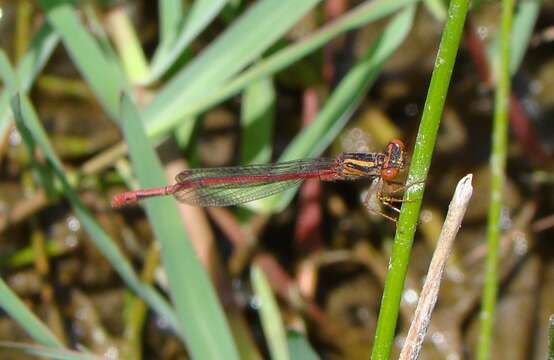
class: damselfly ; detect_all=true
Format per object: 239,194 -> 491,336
111,140 -> 407,220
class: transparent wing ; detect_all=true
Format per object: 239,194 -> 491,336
172,158 -> 334,207
174,178 -> 304,206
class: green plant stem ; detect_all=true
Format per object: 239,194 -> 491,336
477,0 -> 514,358
370,0 -> 470,358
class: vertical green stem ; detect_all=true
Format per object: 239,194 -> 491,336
370,0 -> 470,358
477,0 -> 514,358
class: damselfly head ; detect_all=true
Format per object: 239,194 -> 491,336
381,140 -> 406,181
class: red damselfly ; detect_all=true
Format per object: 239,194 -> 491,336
111,140 -> 407,220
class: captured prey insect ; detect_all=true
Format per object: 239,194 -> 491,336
111,140 -> 407,220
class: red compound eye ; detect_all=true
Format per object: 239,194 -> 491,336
389,139 -> 405,151
381,167 -> 399,181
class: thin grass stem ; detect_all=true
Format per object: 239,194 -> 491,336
477,0 -> 515,358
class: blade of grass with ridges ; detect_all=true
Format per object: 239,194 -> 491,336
143,0 -> 321,136
38,0 -> 129,119
10,94 -> 182,342
251,266 -> 289,360
246,4 -> 416,213
147,0 -> 228,83
120,93 -> 239,360
371,0 -> 470,358
146,0 -> 419,141
0,22 -> 59,139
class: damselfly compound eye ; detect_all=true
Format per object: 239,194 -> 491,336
389,139 -> 405,150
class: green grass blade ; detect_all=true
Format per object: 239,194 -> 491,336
148,0 -> 227,82
143,0 -> 322,136
423,0 -> 447,20
370,0 -> 470,358
14,23 -> 60,89
0,280 -> 63,348
509,0 -> 541,73
488,0 -> 541,76
144,0 -> 418,139
120,93 -> 239,360
247,5 -> 416,213
279,6 -> 416,160
1,53 -> 56,198
477,0 -> 514,358
251,266 -> 289,360
0,22 -> 59,138
241,76 -> 274,165
159,0 -> 184,46
107,8 -> 149,83
287,332 -> 319,360
10,94 -> 182,341
0,52 -> 18,91
38,0 -> 129,118
0,341 -> 99,360
0,55 -> 56,196
12,95 -> 63,171
81,3 -> 125,72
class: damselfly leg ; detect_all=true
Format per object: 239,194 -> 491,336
364,179 -> 425,222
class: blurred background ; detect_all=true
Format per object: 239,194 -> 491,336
0,0 -> 554,359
